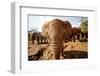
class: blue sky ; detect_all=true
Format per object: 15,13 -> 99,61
28,15 -> 87,32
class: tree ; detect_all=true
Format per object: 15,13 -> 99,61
80,18 -> 88,33
80,18 -> 88,41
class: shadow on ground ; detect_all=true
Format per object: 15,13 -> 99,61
28,49 -> 88,61
63,50 -> 88,59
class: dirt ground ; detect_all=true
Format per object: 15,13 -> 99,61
64,41 -> 88,52
28,40 -> 88,60
28,40 -> 48,56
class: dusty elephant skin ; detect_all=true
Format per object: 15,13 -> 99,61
42,19 -> 72,59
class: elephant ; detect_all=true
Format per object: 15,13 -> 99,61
42,19 -> 72,59
30,32 -> 36,44
71,27 -> 81,42
69,27 -> 88,42
63,27 -> 81,42
31,32 -> 48,44
80,31 -> 88,42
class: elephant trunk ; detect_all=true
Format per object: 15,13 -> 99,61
50,36 -> 63,59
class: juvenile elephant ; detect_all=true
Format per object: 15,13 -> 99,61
42,19 -> 72,59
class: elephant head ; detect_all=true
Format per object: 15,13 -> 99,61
42,19 -> 72,59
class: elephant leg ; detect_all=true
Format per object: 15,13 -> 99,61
45,38 -> 47,43
32,38 -> 34,44
76,34 -> 79,41
70,35 -> 73,42
81,32 -> 84,41
85,33 -> 88,40
86,33 -> 88,41
79,33 -> 81,41
32,40 -> 34,43
42,37 -> 43,43
83,33 -> 85,40
71,34 -> 75,42
40,38 -> 42,44
44,39 -> 46,43
73,35 -> 75,42
37,37 -> 39,44
44,38 -> 46,43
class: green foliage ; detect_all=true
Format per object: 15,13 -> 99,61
80,19 -> 88,32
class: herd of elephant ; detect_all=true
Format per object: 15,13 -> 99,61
28,32 -> 48,44
28,19 -> 88,59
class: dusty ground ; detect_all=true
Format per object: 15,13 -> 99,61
28,40 -> 48,56
28,40 -> 88,60
64,41 -> 88,52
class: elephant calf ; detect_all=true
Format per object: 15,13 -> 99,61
42,19 -> 72,59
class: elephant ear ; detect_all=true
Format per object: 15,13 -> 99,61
64,21 -> 72,36
64,21 -> 72,29
42,21 -> 49,37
